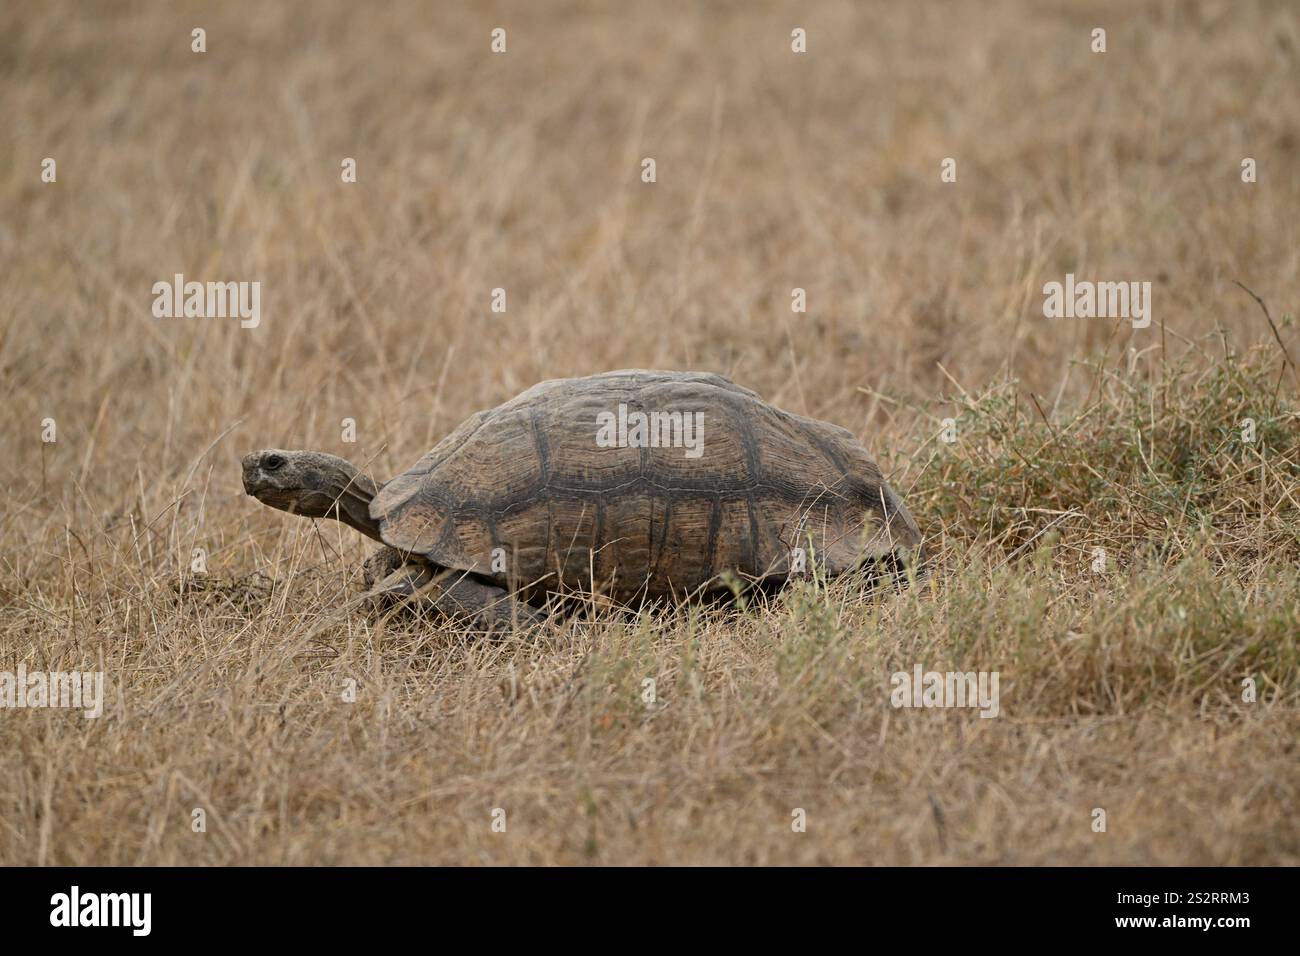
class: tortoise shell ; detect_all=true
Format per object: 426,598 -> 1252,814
370,370 -> 921,600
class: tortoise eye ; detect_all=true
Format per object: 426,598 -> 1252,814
264,454 -> 286,472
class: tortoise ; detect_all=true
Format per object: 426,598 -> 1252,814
241,369 -> 922,628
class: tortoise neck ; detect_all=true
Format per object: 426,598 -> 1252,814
334,476 -> 382,542
319,457 -> 383,542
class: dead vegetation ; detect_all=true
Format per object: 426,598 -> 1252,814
1,0 -> 1297,865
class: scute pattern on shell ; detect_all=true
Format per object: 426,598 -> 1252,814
370,370 -> 921,600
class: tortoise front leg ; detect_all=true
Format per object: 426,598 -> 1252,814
363,558 -> 433,610
362,546 -> 410,591
420,569 -> 547,631
363,547 -> 544,630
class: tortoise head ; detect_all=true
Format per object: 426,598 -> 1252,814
241,449 -> 383,540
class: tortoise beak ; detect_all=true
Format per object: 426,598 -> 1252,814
241,453 -> 265,495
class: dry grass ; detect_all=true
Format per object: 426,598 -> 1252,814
1,0 -> 1298,865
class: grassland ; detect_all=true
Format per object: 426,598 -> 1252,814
1,0 -> 1297,864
